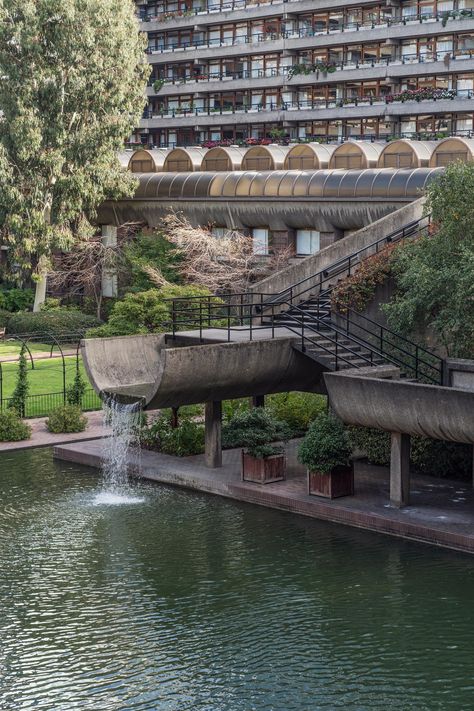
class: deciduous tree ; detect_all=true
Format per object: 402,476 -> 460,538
0,0 -> 149,309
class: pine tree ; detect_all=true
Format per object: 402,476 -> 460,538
66,368 -> 86,407
9,344 -> 29,417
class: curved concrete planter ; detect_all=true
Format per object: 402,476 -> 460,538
242,451 -> 286,484
308,465 -> 354,499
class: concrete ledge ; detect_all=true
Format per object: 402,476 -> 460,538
54,439 -> 474,556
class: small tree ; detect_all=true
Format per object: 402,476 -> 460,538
67,368 -> 87,407
9,344 -> 29,417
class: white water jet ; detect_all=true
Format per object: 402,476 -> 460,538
94,395 -> 145,505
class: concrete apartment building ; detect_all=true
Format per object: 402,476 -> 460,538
133,0 -> 474,147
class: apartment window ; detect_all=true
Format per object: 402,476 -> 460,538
296,230 -> 320,256
252,228 -> 269,255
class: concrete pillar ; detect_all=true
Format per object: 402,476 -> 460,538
471,444 -> 474,489
390,432 -> 411,507
250,394 -> 265,408
101,225 -> 118,298
205,400 -> 222,468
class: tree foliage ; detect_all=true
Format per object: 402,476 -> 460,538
383,162 -> 474,357
8,344 -> 29,417
0,0 -> 149,291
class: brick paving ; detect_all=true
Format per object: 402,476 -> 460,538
0,411 -> 106,452
54,438 -> 474,555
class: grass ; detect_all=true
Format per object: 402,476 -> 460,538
0,355 -> 101,417
0,341 -> 59,357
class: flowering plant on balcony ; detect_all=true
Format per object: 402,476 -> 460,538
152,79 -> 165,93
386,87 -> 457,103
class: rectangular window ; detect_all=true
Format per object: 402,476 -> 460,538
296,230 -> 320,255
252,228 -> 269,255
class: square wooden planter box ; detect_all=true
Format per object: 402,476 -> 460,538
241,451 -> 286,484
308,464 -> 354,499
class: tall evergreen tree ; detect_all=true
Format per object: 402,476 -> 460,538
0,0 -> 149,308
9,344 -> 29,417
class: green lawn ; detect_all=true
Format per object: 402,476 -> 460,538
0,355 -> 101,417
0,341 -> 60,357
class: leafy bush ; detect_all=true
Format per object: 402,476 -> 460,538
222,408 -> 291,459
46,404 -> 87,433
140,415 -> 204,456
331,242 -> 399,314
0,309 -> 12,328
0,287 -> 34,312
267,392 -> 327,437
0,409 -> 32,441
86,285 -> 213,338
123,232 -> 183,291
349,426 -> 472,479
222,398 -> 250,422
298,413 -> 352,473
7,310 -> 100,338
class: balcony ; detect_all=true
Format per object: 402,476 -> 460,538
147,50 -> 474,97
141,88 -> 474,128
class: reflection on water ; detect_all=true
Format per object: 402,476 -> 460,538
1,448 -> 474,710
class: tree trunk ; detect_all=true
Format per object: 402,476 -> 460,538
33,273 -> 47,312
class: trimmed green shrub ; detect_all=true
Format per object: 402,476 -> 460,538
267,392 -> 327,437
66,369 -> 87,406
349,425 -> 472,479
8,344 -> 29,417
298,413 -> 352,473
222,408 -> 291,459
0,409 -> 32,441
222,398 -> 250,422
46,404 -> 87,433
7,310 -> 100,338
0,309 -> 12,328
0,287 -> 34,312
140,415 -> 204,456
86,285 -> 213,338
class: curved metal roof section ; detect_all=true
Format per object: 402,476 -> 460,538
429,136 -> 474,166
329,141 -> 386,168
117,151 -> 133,168
283,142 -> 336,169
241,144 -> 292,170
377,140 -> 437,167
201,146 -> 248,170
163,147 -> 208,172
128,148 -> 170,172
133,168 -> 443,200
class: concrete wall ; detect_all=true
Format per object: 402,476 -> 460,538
250,197 -> 425,298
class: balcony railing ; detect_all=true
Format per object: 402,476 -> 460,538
144,88 -> 474,120
143,7 -> 474,49
141,3 -> 474,26
148,49 -> 474,90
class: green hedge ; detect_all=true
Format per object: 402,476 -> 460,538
46,404 -> 87,433
0,309 -> 13,328
7,310 -> 101,338
0,288 -> 34,312
0,409 -> 32,441
140,415 -> 204,456
349,426 -> 472,479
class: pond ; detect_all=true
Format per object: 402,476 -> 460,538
1,448 -> 474,710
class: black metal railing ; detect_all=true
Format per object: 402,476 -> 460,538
166,213 -> 443,383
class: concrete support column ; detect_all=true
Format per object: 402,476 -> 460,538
205,400 -> 222,468
250,394 -> 265,408
390,432 -> 410,507
471,444 -> 474,489
101,225 -> 118,298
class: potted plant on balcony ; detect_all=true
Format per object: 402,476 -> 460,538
298,413 -> 354,498
222,408 -> 291,484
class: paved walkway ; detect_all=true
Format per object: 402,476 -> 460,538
54,438 -> 474,555
0,411 -> 106,452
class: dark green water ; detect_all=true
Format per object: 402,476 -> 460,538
1,448 -> 474,710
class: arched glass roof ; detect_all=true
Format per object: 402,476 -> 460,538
128,148 -> 170,172
201,146 -> 248,171
283,143 -> 336,170
429,137 -> 474,167
378,140 -> 436,168
329,142 -> 386,169
132,168 -> 443,200
163,147 -> 208,172
241,145 -> 292,170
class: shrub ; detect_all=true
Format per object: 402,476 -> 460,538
67,369 -> 87,406
86,285 -> 213,338
222,408 -> 291,459
267,392 -> 327,437
140,414 -> 204,456
0,287 -> 34,312
298,413 -> 352,473
0,309 -> 12,328
46,404 -> 87,433
7,310 -> 100,338
349,425 -> 472,479
8,344 -> 29,417
0,409 -> 32,441
123,231 -> 183,291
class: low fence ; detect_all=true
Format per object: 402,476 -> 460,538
0,389 -> 102,419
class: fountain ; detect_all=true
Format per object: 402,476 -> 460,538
93,394 -> 145,505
